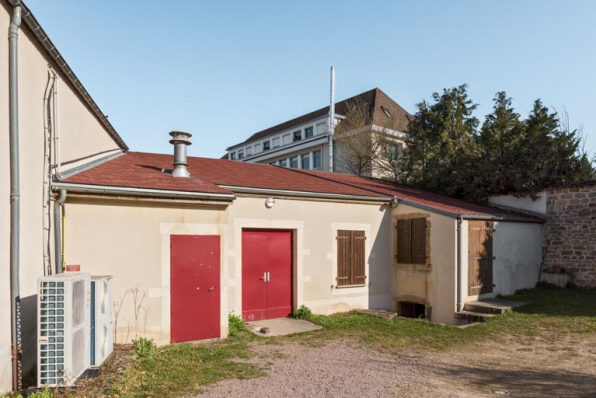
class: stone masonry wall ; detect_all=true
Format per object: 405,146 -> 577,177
544,184 -> 596,287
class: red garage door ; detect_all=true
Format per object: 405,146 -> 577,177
171,235 -> 220,342
242,230 -> 292,322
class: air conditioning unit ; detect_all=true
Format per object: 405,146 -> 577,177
38,273 -> 90,387
90,276 -> 114,367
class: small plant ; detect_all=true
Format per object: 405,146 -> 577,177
228,312 -> 245,337
28,390 -> 53,398
348,308 -> 360,316
133,336 -> 157,358
293,305 -> 313,320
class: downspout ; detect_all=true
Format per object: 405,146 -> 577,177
9,5 -> 22,392
54,189 -> 67,274
328,66 -> 335,173
456,216 -> 463,313
53,75 -> 62,178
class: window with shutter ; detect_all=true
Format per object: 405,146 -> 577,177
337,230 -> 367,287
396,218 -> 427,265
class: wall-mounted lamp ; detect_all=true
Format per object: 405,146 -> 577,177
389,196 -> 399,208
265,197 -> 275,208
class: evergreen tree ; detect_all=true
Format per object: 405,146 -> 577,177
404,85 -> 480,198
477,92 -> 525,197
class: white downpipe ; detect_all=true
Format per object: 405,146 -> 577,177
54,75 -> 62,179
43,69 -> 57,275
328,66 -> 335,173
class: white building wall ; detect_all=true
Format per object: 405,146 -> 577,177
488,192 -> 547,215
0,1 -> 125,391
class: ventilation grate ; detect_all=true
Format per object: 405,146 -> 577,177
39,281 -> 66,386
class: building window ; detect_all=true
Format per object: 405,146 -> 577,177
282,134 -> 291,145
269,161 -> 277,166
272,137 -> 280,148
263,141 -> 271,151
381,106 -> 393,119
279,159 -> 288,168
246,146 -> 253,156
301,154 -> 310,170
313,150 -> 321,170
293,130 -> 302,142
316,122 -> 327,135
396,218 -> 427,265
386,143 -> 403,162
336,230 -> 366,287
254,143 -> 262,153
305,126 -> 314,138
238,150 -> 244,160
290,156 -> 298,168
230,152 -> 236,160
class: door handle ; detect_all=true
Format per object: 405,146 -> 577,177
260,272 -> 267,281
266,272 -> 270,282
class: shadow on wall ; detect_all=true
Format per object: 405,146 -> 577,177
367,206 -> 393,311
426,361 -> 596,398
20,294 -> 38,376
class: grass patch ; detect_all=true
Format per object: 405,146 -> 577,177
280,286 -> 596,351
110,340 -> 263,397
71,286 -> 596,397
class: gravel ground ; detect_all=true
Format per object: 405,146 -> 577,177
202,335 -> 596,398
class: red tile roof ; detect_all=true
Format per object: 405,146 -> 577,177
297,169 -> 543,222
231,88 -> 410,148
63,152 -> 543,222
63,152 -> 386,199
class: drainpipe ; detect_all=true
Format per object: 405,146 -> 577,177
456,216 -> 463,313
53,73 -> 62,178
328,66 -> 335,173
9,5 -> 22,392
54,190 -> 67,273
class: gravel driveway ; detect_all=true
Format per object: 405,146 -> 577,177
202,335 -> 596,398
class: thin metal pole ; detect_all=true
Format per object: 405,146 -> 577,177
328,66 -> 335,173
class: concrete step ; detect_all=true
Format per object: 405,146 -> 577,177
463,298 -> 525,315
456,310 -> 498,322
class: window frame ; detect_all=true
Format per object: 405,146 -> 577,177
395,216 -> 430,268
312,150 -> 322,170
336,230 -> 367,288
293,130 -> 302,142
305,126 -> 314,138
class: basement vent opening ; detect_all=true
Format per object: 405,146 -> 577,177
398,302 -> 426,319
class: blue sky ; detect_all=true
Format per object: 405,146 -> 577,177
27,0 -> 596,159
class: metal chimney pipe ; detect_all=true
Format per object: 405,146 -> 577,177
328,66 -> 335,173
169,131 -> 192,178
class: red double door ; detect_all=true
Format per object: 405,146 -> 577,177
170,235 -> 221,343
242,230 -> 292,322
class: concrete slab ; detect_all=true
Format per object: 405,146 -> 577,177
246,318 -> 322,337
470,298 -> 526,309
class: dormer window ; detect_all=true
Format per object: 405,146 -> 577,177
230,152 -> 236,160
381,106 -> 393,119
263,141 -> 271,151
305,127 -> 314,138
293,131 -> 302,142
238,150 -> 245,159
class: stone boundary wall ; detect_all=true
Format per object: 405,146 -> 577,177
544,184 -> 596,287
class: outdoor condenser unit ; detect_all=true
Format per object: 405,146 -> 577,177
38,273 -> 91,387
90,275 -> 114,367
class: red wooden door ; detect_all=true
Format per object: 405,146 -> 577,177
171,235 -> 220,342
242,230 -> 292,322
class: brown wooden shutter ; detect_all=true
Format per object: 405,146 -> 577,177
396,219 -> 412,264
411,218 -> 427,265
337,230 -> 350,286
352,231 -> 366,285
468,221 -> 494,295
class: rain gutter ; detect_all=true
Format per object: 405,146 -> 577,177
220,185 -> 391,203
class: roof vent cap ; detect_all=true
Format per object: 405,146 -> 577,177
169,131 -> 192,178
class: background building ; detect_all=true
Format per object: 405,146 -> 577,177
224,88 -> 410,179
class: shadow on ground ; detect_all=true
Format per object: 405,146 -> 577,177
427,361 -> 596,397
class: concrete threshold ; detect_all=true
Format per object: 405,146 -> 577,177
246,318 -> 323,337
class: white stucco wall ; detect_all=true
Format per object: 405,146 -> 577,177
488,192 -> 547,215
463,221 -> 543,303
63,195 -> 395,346
0,1 -> 125,391
392,206 -> 458,325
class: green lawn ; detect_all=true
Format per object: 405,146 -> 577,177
70,285 -> 596,398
